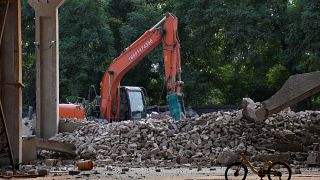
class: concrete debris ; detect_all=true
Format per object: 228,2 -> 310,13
36,138 -> 76,155
122,167 -> 130,172
307,152 -> 320,166
5,171 -> 13,176
254,153 -> 290,162
22,115 -> 36,136
216,151 -> 239,165
268,143 -> 303,152
279,130 -> 296,140
68,170 -> 80,175
22,136 -> 37,163
59,119 -> 85,133
42,110 -> 320,167
294,168 -> 302,174
27,169 -> 37,175
242,98 -> 267,122
44,159 -> 58,167
37,169 -> 48,176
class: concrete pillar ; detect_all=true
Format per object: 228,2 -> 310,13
0,0 -> 22,164
28,0 -> 64,138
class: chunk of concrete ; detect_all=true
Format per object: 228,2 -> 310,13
36,137 -> 76,155
176,156 -> 189,164
279,130 -> 296,141
44,159 -> 58,166
307,151 -> 320,165
216,151 -> 239,165
37,169 -> 48,176
22,136 -> 37,163
254,153 -> 290,162
242,98 -> 267,122
268,143 -> 303,152
263,71 -> 320,115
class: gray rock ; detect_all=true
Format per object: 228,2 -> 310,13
216,151 -> 239,165
307,151 -> 320,165
177,156 -> 189,164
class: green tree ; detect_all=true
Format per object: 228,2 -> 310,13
168,0 -> 295,105
59,0 -> 115,102
21,0 -> 36,108
116,0 -> 166,105
21,0 -> 320,109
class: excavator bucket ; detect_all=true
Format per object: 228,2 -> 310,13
167,93 -> 185,121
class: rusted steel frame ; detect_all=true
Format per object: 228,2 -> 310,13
0,81 -> 25,88
0,100 -> 15,171
0,0 -> 10,47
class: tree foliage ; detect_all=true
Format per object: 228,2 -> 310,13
22,0 -> 320,108
21,0 -> 36,107
59,0 -> 115,102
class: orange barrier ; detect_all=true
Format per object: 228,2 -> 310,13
59,104 -> 85,120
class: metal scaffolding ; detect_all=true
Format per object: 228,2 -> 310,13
0,0 -> 22,165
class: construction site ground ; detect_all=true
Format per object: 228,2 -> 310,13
12,166 -> 320,180
17,110 -> 320,179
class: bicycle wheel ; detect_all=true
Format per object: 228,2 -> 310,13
225,162 -> 248,180
267,161 -> 292,180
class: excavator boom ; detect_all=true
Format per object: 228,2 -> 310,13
100,13 -> 185,122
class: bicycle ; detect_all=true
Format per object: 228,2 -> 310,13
224,141 -> 292,180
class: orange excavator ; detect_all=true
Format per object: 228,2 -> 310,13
60,12 -> 185,122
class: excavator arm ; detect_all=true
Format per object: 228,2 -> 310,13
100,13 -> 184,122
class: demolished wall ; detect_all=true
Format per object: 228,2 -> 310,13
44,110 -> 320,167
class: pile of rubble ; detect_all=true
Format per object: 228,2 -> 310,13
47,110 -> 320,167
22,115 -> 36,136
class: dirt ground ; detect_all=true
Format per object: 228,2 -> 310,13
15,166 -> 320,180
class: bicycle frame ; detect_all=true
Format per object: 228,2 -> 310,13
226,137 -> 292,180
240,154 -> 260,174
239,154 -> 274,175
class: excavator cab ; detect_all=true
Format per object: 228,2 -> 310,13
85,85 -> 101,120
118,86 -> 147,121
85,85 -> 147,121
